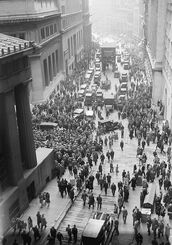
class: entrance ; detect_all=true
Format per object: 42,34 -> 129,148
27,181 -> 36,202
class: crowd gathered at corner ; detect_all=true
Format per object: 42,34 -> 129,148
7,48 -> 172,245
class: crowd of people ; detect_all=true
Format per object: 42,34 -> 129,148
8,45 -> 172,245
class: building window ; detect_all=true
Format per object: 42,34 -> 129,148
41,28 -> 45,39
46,26 -> 50,37
52,53 -> 56,76
61,5 -> 65,14
68,38 -> 70,58
79,31 -> 80,46
43,59 -> 49,86
55,50 -> 59,73
19,33 -> 25,40
50,25 -> 53,35
63,20 -> 66,29
48,55 -> 52,81
54,23 -> 57,33
71,37 -> 73,56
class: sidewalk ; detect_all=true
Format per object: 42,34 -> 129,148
5,169 -> 81,245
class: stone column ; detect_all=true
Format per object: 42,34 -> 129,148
3,91 -> 23,185
15,83 -> 37,169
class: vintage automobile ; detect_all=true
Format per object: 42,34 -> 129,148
119,87 -> 127,96
96,90 -> 104,106
98,120 -> 123,133
81,212 -> 115,245
120,82 -> 128,89
85,110 -> 95,120
143,183 -> 156,213
39,122 -> 57,130
80,84 -> 87,91
73,108 -> 84,119
123,61 -> 130,70
94,71 -> 101,85
120,73 -> 128,83
114,71 -> 120,78
84,92 -> 93,106
78,89 -> 85,101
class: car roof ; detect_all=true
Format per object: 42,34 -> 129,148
74,109 -> 84,114
85,92 -> 92,96
40,122 -> 57,127
82,219 -> 105,238
78,89 -> 85,93
81,84 -> 87,88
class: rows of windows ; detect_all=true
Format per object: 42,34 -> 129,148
34,0 -> 57,8
40,23 -> 58,40
67,29 -> 83,59
62,13 -> 82,30
43,50 -> 59,87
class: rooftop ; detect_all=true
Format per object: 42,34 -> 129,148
0,33 -> 33,59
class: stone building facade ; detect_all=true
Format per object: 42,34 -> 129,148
0,34 -> 55,238
143,0 -> 172,127
0,0 -> 92,103
59,0 -> 84,76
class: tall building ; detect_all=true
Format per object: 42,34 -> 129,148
0,34 -> 55,237
90,0 -> 142,39
0,0 -> 63,104
82,0 -> 92,53
0,0 -> 92,103
59,0 -> 84,76
143,0 -> 170,123
163,1 -> 172,128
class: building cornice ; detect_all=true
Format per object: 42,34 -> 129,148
0,11 -> 61,24
40,33 -> 61,48
61,10 -> 82,17
61,21 -> 83,34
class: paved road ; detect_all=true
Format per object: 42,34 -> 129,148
5,61 -> 172,245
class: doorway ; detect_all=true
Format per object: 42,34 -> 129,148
27,181 -> 36,202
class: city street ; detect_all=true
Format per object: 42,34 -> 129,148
1,1 -> 172,245
5,63 -> 172,245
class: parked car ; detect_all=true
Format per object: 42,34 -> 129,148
123,62 -> 130,70
78,89 -> 85,101
94,71 -> 101,85
120,73 -> 128,83
84,92 -> 93,106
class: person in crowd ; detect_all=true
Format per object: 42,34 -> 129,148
122,206 -> 128,224
66,224 -> 72,243
72,225 -> 78,243
97,194 -> 102,210
56,231 -> 64,245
